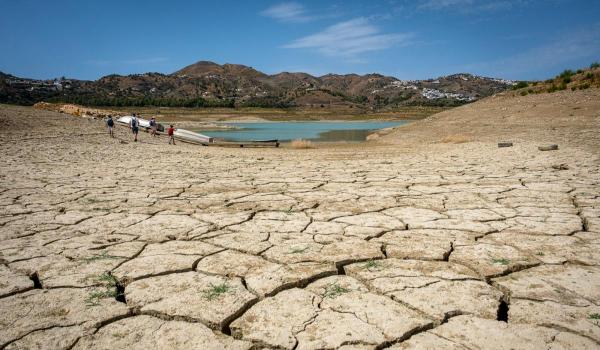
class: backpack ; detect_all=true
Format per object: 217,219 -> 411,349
107,118 -> 114,127
131,117 -> 137,127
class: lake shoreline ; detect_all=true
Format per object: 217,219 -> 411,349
190,120 -> 409,142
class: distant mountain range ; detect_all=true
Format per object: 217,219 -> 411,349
0,60 -> 516,109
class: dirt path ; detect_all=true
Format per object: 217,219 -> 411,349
0,90 -> 599,349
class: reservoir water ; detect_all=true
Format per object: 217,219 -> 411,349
195,121 -> 407,142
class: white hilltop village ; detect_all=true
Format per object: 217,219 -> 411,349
373,73 -> 517,101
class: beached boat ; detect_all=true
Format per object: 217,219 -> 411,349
116,116 -> 213,144
116,115 -> 161,131
173,128 -> 213,144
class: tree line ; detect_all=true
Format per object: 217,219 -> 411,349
46,95 -> 236,108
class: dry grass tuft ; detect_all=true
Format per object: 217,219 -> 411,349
289,139 -> 315,149
439,134 -> 472,144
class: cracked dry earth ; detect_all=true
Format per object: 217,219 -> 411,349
1,89 -> 600,350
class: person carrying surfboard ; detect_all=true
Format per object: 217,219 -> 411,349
130,113 -> 139,142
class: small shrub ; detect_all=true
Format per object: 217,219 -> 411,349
202,282 -> 231,300
545,79 -> 553,84
559,69 -> 574,79
591,62 -> 599,69
576,69 -> 583,74
590,313 -> 600,327
86,290 -> 115,306
97,272 -> 119,287
512,81 -> 528,90
562,76 -> 571,84
532,82 -> 538,86
528,89 -> 534,93
558,83 -> 567,91
580,84 -> 591,90
323,283 -> 350,298
547,85 -> 558,93
571,86 -> 577,91
520,91 -> 528,96
289,139 -> 315,149
584,72 -> 594,80
86,272 -> 121,306
362,260 -> 382,271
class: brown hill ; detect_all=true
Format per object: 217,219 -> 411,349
0,61 -> 517,108
379,85 -> 600,154
175,61 -> 268,80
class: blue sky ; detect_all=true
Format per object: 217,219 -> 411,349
1,0 -> 599,81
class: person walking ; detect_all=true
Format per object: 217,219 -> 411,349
130,113 -> 139,142
167,124 -> 176,145
106,115 -> 114,138
149,117 -> 157,137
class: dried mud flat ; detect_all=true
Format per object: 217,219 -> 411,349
1,89 -> 600,349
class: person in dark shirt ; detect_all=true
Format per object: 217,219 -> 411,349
130,113 -> 139,142
149,117 -> 157,137
106,115 -> 114,138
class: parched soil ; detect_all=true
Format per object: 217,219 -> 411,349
0,88 -> 599,349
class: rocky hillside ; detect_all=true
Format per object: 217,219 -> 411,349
0,61 -> 516,108
509,64 -> 600,97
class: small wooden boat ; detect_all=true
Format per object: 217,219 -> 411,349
173,128 -> 213,144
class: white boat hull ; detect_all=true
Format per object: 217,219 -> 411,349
174,128 -> 213,143
116,116 -> 152,129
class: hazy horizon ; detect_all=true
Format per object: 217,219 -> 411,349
1,0 -> 599,81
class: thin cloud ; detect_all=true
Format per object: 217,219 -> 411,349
261,2 -> 312,22
418,0 -> 474,10
417,0 -> 529,12
283,18 -> 413,57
